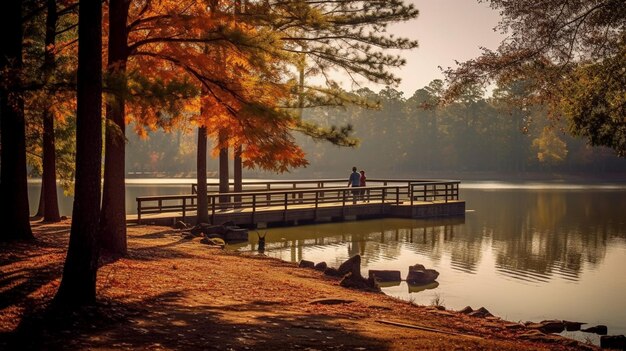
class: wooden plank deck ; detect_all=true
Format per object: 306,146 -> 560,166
127,199 -> 465,226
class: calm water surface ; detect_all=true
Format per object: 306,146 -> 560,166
235,183 -> 626,344
27,180 -> 626,342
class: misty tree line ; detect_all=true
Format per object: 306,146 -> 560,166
299,81 -> 626,177
123,80 -> 626,179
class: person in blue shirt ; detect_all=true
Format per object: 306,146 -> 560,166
347,166 -> 361,204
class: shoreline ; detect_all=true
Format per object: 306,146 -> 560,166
1,221 -> 596,350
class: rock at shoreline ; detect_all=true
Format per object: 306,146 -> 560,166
191,223 -> 226,236
224,227 -> 248,242
189,225 -> 204,237
468,307 -> 493,318
563,320 -> 585,331
314,262 -> 328,272
600,335 -> 626,350
339,272 -> 381,292
368,270 -> 401,282
337,255 -> 361,277
582,325 -> 608,335
411,264 -> 426,271
298,260 -> 315,269
458,306 -> 473,314
526,320 -> 565,334
324,267 -> 341,277
406,264 -> 439,284
298,260 -> 315,268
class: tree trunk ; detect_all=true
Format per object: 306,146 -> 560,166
196,126 -> 209,224
0,0 -> 33,241
42,109 -> 61,222
36,184 -> 45,217
54,0 -> 103,306
233,1 -> 243,207
40,0 -> 61,222
234,144 -> 242,207
99,0 -> 130,256
218,130 -> 229,206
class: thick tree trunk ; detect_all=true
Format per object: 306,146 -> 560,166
234,144 -> 242,207
0,0 -> 33,241
54,0 -> 103,306
41,0 -> 61,222
99,0 -> 130,256
218,131 -> 230,206
196,126 -> 209,224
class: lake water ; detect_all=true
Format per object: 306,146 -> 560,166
27,180 -> 626,343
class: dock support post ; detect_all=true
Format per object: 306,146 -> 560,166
137,199 -> 142,224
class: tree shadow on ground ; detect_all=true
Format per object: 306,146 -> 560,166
2,290 -> 390,351
0,261 -> 64,310
0,223 -> 199,334
123,237 -> 202,261
0,223 -> 69,313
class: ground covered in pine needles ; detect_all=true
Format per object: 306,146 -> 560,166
1,220 -> 596,350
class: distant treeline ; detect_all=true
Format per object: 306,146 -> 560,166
126,83 -> 626,179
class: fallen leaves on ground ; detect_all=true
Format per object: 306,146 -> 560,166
0,220 -> 594,350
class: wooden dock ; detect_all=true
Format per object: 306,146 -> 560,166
127,178 -> 465,227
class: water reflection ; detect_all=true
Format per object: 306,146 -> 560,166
236,187 -> 626,284
235,188 -> 626,341
236,218 -> 465,270
463,189 -> 626,283
407,282 -> 439,293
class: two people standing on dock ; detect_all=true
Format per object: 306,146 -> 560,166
348,167 -> 367,204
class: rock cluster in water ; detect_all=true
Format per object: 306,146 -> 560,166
298,257 -> 442,292
178,221 -> 249,245
298,255 -> 380,292
365,263 -> 439,286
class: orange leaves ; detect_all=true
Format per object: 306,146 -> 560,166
243,140 -> 308,173
117,1 -> 307,171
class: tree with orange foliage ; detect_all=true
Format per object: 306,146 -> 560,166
98,0 -> 418,247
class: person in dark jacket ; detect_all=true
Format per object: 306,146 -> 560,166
347,166 -> 361,204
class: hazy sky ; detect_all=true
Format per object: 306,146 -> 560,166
359,0 -> 505,96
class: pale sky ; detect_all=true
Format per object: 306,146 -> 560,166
359,0 -> 505,96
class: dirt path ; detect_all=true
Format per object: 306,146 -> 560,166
0,220 -> 594,350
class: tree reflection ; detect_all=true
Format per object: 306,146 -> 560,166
238,189 -> 626,283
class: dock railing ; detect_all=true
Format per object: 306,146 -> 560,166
137,179 -> 461,224
409,181 -> 460,205
190,178 -> 458,194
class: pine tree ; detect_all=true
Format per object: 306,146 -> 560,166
99,0 -> 131,256
0,0 -> 34,241
54,0 -> 103,306
40,0 -> 62,223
